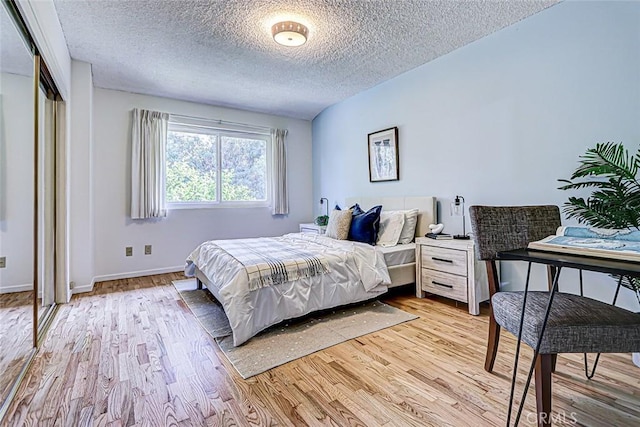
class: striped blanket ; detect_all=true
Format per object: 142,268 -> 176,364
213,238 -> 330,291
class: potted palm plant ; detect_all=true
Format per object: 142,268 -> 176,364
558,141 -> 640,298
558,142 -> 640,367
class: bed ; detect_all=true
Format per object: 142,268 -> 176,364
185,196 -> 436,346
345,197 -> 436,288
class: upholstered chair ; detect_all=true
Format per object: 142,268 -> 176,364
469,205 -> 640,427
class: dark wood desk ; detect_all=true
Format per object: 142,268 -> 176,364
495,248 -> 640,426
497,248 -> 640,278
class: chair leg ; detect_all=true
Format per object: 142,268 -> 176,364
551,354 -> 557,373
534,354 -> 554,427
484,315 -> 500,372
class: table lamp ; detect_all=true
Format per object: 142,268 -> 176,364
451,195 -> 470,239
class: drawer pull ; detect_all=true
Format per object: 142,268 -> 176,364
431,257 -> 453,263
432,281 -> 453,289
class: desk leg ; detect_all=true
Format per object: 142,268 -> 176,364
547,265 -> 558,374
507,262 -> 533,426
535,354 -> 553,427
581,274 -> 624,379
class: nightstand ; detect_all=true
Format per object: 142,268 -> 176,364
299,223 -> 326,234
415,237 -> 489,315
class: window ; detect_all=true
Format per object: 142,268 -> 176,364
166,122 -> 270,208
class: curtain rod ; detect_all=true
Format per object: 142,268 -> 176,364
169,113 -> 274,133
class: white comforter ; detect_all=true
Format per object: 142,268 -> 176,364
185,233 -> 391,346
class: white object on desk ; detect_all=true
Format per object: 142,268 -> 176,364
415,237 -> 489,315
299,223 -> 326,234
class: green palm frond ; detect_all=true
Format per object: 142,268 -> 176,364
562,196 -> 634,229
558,142 -> 640,300
568,142 -> 640,182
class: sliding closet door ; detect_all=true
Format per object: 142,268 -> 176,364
37,87 -> 56,322
0,1 -> 36,414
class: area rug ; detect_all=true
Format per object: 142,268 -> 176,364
173,278 -> 418,379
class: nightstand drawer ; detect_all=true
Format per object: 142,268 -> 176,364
420,246 -> 467,276
421,269 -> 468,302
415,237 -> 488,315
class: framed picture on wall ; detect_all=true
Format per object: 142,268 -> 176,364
368,127 -> 399,182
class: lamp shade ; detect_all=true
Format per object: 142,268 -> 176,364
451,195 -> 464,217
451,195 -> 469,239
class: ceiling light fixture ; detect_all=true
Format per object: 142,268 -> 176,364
272,21 -> 308,47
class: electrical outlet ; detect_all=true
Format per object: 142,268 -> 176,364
144,245 -> 152,255
0,257 -> 5,268
125,246 -> 133,257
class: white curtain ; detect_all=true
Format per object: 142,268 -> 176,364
131,108 -> 169,219
271,128 -> 289,215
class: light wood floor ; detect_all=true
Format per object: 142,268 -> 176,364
0,291 -> 33,407
4,273 -> 640,426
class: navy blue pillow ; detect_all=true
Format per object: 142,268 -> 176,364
334,204 -> 359,211
348,205 -> 382,245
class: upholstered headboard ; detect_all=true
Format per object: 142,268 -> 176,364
344,196 -> 437,238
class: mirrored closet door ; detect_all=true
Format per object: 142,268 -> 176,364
0,0 -> 37,412
37,85 -> 56,326
0,0 -> 61,418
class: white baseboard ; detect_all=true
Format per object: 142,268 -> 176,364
0,283 -> 34,294
70,280 -> 95,295
633,353 -> 640,368
71,265 -> 184,295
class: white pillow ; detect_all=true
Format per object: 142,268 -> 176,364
325,209 -> 353,240
396,209 -> 420,244
377,211 -> 406,247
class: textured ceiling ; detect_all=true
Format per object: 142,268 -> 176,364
52,0 -> 559,120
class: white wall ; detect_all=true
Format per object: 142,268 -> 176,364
312,1 -> 640,310
91,89 -> 313,281
0,73 -> 34,292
